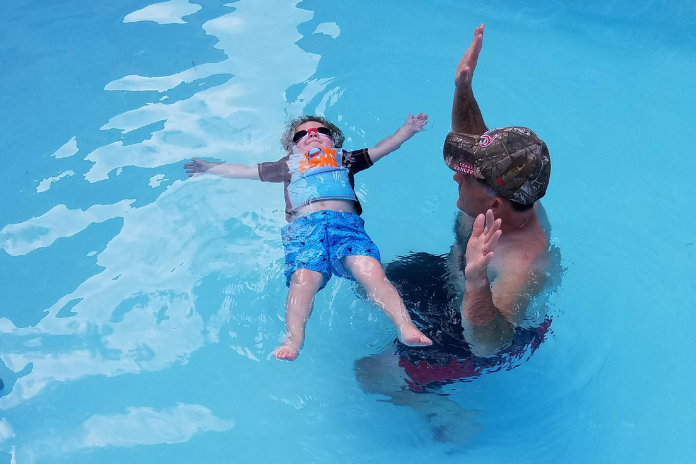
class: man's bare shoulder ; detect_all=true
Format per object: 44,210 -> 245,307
494,219 -> 548,277
449,207 -> 561,286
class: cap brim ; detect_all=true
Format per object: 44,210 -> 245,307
444,132 -> 484,177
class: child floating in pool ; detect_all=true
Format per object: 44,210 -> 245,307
184,114 -> 432,360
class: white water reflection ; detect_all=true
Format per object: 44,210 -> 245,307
0,201 -> 133,256
149,173 -> 167,187
313,22 -> 340,39
0,420 -> 15,444
80,404 -> 233,448
50,136 -> 78,159
36,170 -> 75,193
13,404 -> 233,460
124,0 -> 202,25
1,0 -> 340,419
105,63 -> 221,93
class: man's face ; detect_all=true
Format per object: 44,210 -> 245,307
293,121 -> 334,152
452,171 -> 495,216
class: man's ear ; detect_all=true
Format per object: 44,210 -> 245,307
490,197 -> 503,212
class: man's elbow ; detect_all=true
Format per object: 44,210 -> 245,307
466,328 -> 514,357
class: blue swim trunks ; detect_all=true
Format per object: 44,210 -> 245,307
280,210 -> 381,289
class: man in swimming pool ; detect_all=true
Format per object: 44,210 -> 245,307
354,24 -> 560,442
184,113 -> 432,361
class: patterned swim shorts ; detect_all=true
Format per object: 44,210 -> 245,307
280,210 -> 381,289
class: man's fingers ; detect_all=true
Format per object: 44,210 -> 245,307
457,24 -> 484,87
485,218 -> 501,241
483,209 -> 495,233
468,25 -> 484,65
470,38 -> 481,61
474,24 -> 484,41
472,213 -> 485,238
486,230 -> 502,252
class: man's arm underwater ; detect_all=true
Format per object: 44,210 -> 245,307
452,24 -> 488,136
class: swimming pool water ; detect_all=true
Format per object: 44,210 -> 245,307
1,0 -> 695,462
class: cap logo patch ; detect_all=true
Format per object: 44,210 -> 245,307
495,176 -> 505,186
480,133 -> 500,147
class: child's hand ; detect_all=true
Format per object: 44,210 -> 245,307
404,113 -> 429,133
184,158 -> 213,177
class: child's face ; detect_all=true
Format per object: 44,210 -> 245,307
293,121 -> 334,152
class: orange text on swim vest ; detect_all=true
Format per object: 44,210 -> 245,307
298,148 -> 340,173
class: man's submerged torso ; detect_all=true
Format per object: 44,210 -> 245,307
386,204 -> 563,367
385,250 -> 557,392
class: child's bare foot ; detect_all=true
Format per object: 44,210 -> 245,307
398,323 -> 432,347
272,338 -> 302,361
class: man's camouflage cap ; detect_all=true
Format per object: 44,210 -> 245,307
444,127 -> 551,206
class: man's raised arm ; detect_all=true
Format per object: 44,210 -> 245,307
452,24 -> 488,135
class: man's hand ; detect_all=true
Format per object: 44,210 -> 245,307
454,24 -> 484,90
464,209 -> 501,282
451,24 -> 487,135
403,113 -> 429,133
184,158 -> 215,177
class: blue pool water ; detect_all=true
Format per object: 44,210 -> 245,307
1,0 -> 695,462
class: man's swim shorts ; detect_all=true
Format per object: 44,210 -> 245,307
281,210 -> 381,289
384,251 -> 555,392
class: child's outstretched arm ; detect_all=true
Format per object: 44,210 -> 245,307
184,158 -> 260,180
368,113 -> 428,162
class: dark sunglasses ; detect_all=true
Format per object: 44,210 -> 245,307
292,126 -> 333,144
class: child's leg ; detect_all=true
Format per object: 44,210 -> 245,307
273,268 -> 324,360
340,255 -> 431,347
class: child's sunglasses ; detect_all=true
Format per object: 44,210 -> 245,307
292,127 -> 333,144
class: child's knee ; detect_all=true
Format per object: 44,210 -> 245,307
291,268 -> 324,287
345,255 -> 384,278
